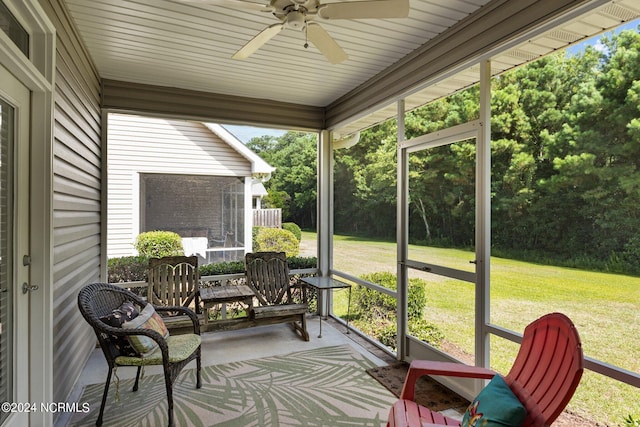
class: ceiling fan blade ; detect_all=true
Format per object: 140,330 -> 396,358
306,22 -> 348,64
232,23 -> 284,60
175,0 -> 271,12
318,0 -> 409,20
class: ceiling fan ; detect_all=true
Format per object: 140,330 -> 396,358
179,0 -> 410,64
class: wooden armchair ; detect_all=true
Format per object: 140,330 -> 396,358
245,251 -> 310,341
388,312 -> 584,427
77,283 -> 201,427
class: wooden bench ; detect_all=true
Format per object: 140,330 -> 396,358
147,255 -> 202,332
244,252 -> 310,341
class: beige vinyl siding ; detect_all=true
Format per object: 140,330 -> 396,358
38,0 -> 103,407
107,113 -> 252,258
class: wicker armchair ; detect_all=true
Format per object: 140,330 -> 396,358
77,283 -> 202,427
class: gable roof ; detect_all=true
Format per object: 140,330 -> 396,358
205,123 -> 275,176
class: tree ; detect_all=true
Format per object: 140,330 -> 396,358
252,29 -> 640,272
334,120 -> 398,237
542,31 -> 640,259
247,132 -> 318,228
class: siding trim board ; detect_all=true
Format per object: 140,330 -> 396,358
101,79 -> 326,131
39,0 -> 103,414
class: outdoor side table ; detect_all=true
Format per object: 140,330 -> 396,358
199,285 -> 254,324
301,276 -> 351,338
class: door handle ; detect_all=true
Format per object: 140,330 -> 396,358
22,282 -> 39,294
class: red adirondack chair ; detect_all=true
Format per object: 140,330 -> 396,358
388,312 -> 584,427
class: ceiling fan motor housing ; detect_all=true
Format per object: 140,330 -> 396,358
286,8 -> 306,29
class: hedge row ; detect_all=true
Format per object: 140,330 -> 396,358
107,255 -> 318,283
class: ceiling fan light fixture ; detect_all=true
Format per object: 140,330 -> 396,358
286,9 -> 306,30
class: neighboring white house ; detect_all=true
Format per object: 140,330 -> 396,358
107,113 -> 275,263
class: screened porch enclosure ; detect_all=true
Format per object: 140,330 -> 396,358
141,173 -> 246,263
3,0 -> 640,426
99,24 -> 640,427
327,57 -> 640,421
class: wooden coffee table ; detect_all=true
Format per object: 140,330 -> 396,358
199,285 -> 255,324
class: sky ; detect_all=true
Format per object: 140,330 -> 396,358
223,18 -> 640,143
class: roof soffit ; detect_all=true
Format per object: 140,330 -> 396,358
325,0 -> 606,130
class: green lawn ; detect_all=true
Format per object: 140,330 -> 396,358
300,231 -> 640,426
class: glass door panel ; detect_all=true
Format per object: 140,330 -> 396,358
0,97 -> 15,424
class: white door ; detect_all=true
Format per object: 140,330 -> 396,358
0,64 -> 31,426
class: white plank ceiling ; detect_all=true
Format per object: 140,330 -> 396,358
64,0 -> 640,134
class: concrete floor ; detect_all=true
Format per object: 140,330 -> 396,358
56,316 -> 392,427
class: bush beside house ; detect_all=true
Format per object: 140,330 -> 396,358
282,222 -> 302,242
107,256 -> 150,282
110,227 -> 310,282
134,231 -> 184,257
253,227 -> 300,256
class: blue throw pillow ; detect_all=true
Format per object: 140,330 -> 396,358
461,374 -> 527,427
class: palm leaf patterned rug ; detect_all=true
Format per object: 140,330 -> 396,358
70,345 -> 397,427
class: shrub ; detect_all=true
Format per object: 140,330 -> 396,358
134,231 -> 184,258
350,318 -> 443,351
254,227 -> 300,256
356,271 -> 427,320
107,254 -> 318,284
252,226 -> 262,252
287,256 -> 317,269
409,318 -> 445,347
372,320 -> 398,349
350,271 -> 442,351
199,261 -> 245,276
107,256 -> 149,283
282,222 -> 302,242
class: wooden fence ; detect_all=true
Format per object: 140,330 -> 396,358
253,208 -> 282,228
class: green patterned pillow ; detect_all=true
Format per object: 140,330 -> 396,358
461,374 -> 527,427
122,303 -> 170,357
